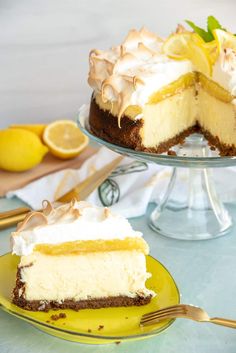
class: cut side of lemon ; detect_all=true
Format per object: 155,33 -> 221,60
163,32 -> 213,75
213,29 -> 236,52
43,120 -> 89,159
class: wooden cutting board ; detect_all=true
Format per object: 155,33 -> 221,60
0,147 -> 96,197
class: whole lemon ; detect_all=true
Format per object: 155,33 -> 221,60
0,128 -> 48,172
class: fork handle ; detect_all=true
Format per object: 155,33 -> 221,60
210,317 -> 236,329
0,212 -> 29,230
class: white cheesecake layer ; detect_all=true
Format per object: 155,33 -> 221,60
19,251 -> 153,301
140,87 -> 197,148
198,89 -> 236,146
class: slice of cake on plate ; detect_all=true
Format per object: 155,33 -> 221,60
88,17 -> 236,155
11,200 -> 154,311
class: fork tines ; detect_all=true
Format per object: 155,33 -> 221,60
140,304 -> 186,326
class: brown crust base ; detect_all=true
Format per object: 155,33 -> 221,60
89,96 -> 144,150
201,128 -> 236,156
12,267 -> 152,312
89,97 -> 236,156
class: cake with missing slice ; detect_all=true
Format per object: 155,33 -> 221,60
88,16 -> 236,156
11,200 -> 154,311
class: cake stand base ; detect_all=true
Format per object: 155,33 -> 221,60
149,164 -> 233,241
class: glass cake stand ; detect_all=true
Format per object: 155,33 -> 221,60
77,105 -> 236,241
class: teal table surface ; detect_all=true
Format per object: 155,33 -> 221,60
1,197 -> 236,353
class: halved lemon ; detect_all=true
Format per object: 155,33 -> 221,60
43,120 -> 89,159
163,32 -> 212,75
213,29 -> 236,52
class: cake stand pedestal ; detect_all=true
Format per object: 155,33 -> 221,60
149,135 -> 233,240
78,108 -> 236,241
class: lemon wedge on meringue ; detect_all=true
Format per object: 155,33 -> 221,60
163,33 -> 212,76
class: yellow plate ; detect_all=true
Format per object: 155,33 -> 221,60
0,253 -> 180,344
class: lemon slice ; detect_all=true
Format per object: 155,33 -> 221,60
43,120 -> 89,159
162,33 -> 192,59
188,40 -> 212,76
163,33 -> 212,75
202,40 -> 219,65
213,29 -> 236,52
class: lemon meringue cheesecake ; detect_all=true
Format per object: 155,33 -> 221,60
11,200 -> 154,311
88,19 -> 236,156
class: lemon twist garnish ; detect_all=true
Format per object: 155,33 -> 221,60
163,32 -> 216,76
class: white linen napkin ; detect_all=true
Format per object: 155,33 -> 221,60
7,147 -> 236,218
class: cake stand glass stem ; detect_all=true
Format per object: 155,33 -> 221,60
149,136 -> 233,240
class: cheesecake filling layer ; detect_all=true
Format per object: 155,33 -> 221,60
140,87 -> 197,148
18,250 -> 153,302
198,89 -> 236,147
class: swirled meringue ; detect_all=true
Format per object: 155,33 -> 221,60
88,27 -> 193,124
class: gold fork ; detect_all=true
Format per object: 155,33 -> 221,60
140,304 -> 236,329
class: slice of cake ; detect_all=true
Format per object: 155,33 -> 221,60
11,200 -> 154,311
88,18 -> 236,156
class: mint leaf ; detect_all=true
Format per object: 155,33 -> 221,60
186,20 -> 213,42
207,16 -> 224,34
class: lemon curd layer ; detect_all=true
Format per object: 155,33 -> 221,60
34,237 -> 149,255
148,72 -> 196,104
198,73 -> 233,103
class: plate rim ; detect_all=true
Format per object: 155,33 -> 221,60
0,252 -> 180,341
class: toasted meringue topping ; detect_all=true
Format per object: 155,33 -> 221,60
88,27 -> 193,125
11,200 -> 142,256
212,48 -> 236,95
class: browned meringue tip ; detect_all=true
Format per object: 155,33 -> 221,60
13,199 -> 90,234
16,211 -> 48,233
87,26 -> 165,124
